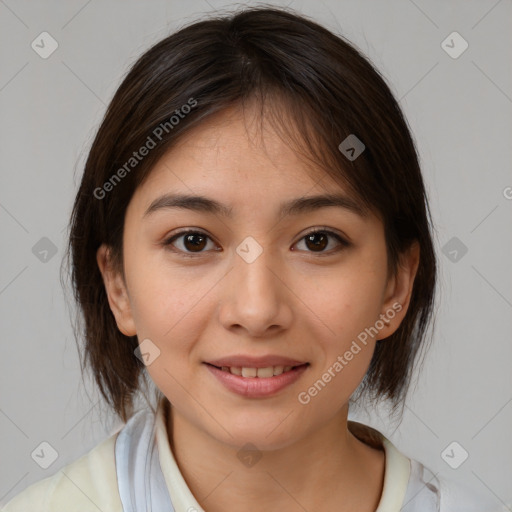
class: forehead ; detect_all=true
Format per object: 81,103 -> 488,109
134,104 -> 348,205
122,104 -> 383,242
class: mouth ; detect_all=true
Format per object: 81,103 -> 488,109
203,361 -> 310,398
205,362 -> 310,378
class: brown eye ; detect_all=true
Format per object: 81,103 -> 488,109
304,232 -> 328,251
293,229 -> 349,254
182,233 -> 207,252
164,230 -> 217,255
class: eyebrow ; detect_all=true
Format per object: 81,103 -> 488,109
143,192 -> 368,220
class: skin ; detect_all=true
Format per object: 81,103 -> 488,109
97,104 -> 419,512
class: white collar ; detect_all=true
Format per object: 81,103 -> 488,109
116,398 -> 440,512
154,399 -> 414,512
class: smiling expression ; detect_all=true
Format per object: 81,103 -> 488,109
97,103 -> 418,450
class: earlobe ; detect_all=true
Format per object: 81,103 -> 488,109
377,241 -> 420,340
96,244 -> 137,337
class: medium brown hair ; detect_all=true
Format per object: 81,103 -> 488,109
63,6 -> 437,423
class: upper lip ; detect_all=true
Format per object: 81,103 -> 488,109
205,355 -> 308,368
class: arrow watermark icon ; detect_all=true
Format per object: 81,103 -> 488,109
338,134 -> 365,161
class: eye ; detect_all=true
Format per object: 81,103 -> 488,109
293,229 -> 350,254
163,227 -> 350,257
163,230 -> 218,256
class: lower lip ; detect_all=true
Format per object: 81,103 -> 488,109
204,363 -> 309,398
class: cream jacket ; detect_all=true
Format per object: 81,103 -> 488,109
1,399 -> 504,511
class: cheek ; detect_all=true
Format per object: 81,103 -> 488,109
297,263 -> 386,345
131,276 -> 207,344
123,241 -> 202,334
126,265 -> 213,405
297,280 -> 381,410
291,264 -> 386,405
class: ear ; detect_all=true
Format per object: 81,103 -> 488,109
376,240 -> 420,340
96,244 -> 137,337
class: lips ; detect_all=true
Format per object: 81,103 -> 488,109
205,355 -> 309,379
205,361 -> 309,397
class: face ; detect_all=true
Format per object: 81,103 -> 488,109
97,104 -> 419,450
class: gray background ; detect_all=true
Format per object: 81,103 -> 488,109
1,0 -> 511,507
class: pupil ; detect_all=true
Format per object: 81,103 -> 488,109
306,232 -> 327,251
184,233 -> 206,252
182,233 -> 329,253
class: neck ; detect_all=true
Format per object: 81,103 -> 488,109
165,401 -> 385,512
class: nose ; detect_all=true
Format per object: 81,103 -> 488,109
217,246 -> 293,338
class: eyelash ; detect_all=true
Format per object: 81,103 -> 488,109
162,228 -> 350,258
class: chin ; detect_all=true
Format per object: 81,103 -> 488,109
208,413 -> 305,452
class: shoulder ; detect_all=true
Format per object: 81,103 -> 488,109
347,421 -> 509,512
403,457 -> 506,512
437,473 -> 509,512
1,432 -> 123,512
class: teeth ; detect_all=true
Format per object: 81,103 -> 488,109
256,366 -> 274,378
273,365 -> 284,376
218,365 -> 301,377
241,367 -> 257,378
